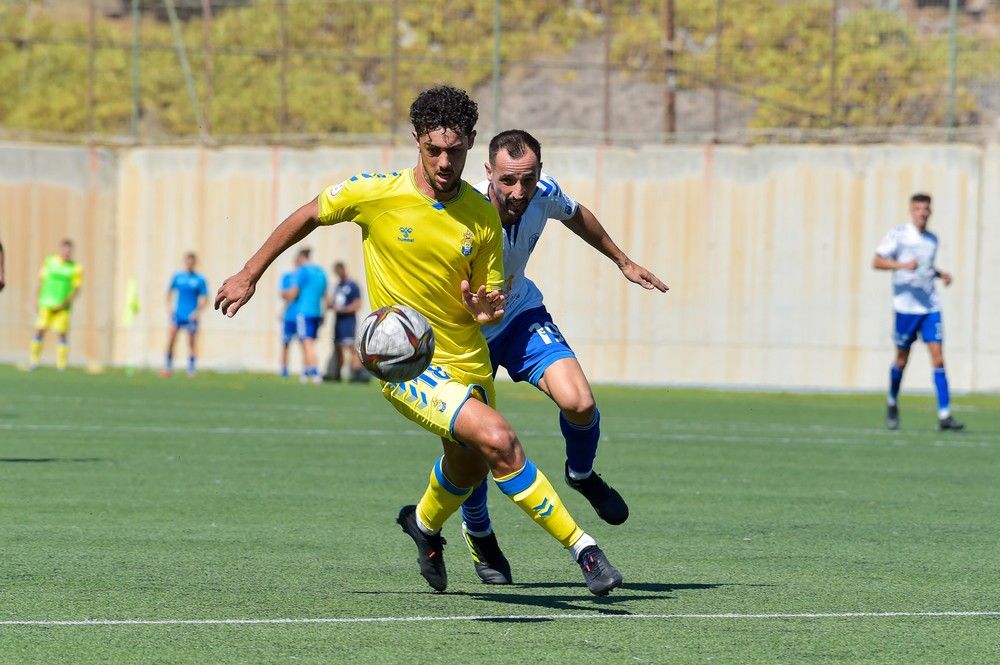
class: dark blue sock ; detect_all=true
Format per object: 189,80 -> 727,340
933,368 -> 950,415
562,409 -> 601,477
188,356 -> 196,373
888,365 -> 903,405
460,480 -> 491,534
165,353 -> 173,370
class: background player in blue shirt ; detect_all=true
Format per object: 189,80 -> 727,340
278,262 -> 300,378
285,247 -> 327,383
323,261 -> 369,382
164,252 -> 208,377
459,130 -> 668,584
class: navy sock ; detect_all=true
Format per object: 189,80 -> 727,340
888,365 -> 903,405
933,367 -> 950,417
561,409 -> 601,477
188,356 -> 196,373
460,480 -> 492,535
166,353 -> 174,370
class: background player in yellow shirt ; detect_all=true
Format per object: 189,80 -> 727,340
215,86 -> 623,596
30,239 -> 83,370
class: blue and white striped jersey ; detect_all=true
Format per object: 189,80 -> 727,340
474,173 -> 579,341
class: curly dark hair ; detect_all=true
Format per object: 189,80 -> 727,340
409,86 -> 479,138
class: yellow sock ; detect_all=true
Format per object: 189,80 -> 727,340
29,339 -> 42,365
496,460 -> 584,548
56,343 -> 69,370
415,456 -> 473,533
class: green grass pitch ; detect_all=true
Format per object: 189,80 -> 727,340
0,365 -> 997,663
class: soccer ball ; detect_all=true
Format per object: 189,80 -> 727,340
355,305 -> 435,383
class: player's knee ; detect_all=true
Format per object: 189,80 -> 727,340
560,391 -> 596,421
476,422 -> 523,472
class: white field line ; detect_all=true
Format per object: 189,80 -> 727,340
2,421 -> 996,447
1,611 -> 998,627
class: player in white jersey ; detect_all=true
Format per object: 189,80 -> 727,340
458,129 -> 668,584
873,193 -> 963,432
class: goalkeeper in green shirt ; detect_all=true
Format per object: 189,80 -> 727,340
30,240 -> 83,370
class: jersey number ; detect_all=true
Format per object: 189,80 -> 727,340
529,322 -> 564,345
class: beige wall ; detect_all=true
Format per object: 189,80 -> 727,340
1,141 -> 997,391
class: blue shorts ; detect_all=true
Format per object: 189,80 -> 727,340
894,311 -> 942,349
296,315 -> 323,340
488,307 -> 576,386
334,317 -> 357,344
171,314 -> 198,334
282,319 -> 298,345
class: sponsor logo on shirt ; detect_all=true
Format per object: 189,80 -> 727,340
398,227 -> 414,243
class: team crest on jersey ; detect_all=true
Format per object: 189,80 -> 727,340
398,227 -> 414,243
431,397 -> 447,413
460,230 -> 474,256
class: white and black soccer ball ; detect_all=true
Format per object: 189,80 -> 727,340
355,305 -> 435,383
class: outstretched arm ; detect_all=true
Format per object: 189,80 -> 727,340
215,199 -> 320,317
562,203 -> 668,292
872,255 -> 917,271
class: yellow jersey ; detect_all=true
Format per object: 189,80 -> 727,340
317,168 -> 504,379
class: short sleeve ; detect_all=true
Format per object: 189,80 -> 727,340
539,175 -> 578,222
72,265 -> 83,289
875,229 -> 899,259
197,276 -> 208,296
295,267 -> 309,289
316,178 -> 363,227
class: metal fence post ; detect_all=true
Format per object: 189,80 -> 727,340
946,0 -> 958,138
131,0 -> 140,142
493,0 -> 501,136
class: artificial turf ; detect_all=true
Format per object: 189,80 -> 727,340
0,365 -> 997,663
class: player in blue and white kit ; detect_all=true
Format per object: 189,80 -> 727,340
873,193 -> 963,431
278,263 -> 300,378
164,252 -> 209,377
286,247 -> 328,383
459,130 -> 668,584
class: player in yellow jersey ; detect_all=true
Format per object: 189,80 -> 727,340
30,239 -> 83,370
215,86 -> 622,596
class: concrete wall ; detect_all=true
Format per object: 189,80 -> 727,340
1,141 -> 997,391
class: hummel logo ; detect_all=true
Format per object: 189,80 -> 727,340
397,227 -> 414,243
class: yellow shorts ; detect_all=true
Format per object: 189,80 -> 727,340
382,363 -> 497,441
35,307 -> 71,334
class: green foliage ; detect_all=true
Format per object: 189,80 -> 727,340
0,1 -> 594,139
0,0 -> 992,138
610,0 -> 990,129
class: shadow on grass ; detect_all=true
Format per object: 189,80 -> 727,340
0,457 -> 106,463
513,582 -> 724,593
351,581 -> 727,613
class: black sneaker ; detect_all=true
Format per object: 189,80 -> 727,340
564,462 -> 629,525
886,403 -> 899,430
396,505 -> 447,592
461,523 -> 512,585
938,415 -> 965,431
577,545 -> 623,596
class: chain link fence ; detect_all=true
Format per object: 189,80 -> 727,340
0,0 -> 997,145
